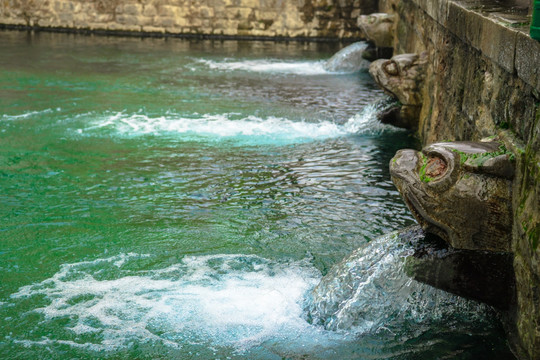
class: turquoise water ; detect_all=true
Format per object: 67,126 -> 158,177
0,31 -> 513,359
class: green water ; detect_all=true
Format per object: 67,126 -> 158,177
0,31 -> 513,359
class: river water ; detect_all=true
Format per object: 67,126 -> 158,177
0,31 -> 513,359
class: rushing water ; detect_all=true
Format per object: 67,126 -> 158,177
0,31 -> 514,359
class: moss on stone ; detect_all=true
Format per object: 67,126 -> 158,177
451,144 -> 515,166
418,153 -> 434,183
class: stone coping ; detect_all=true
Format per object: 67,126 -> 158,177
410,0 -> 539,93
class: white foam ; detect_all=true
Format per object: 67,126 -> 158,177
76,105 -> 400,144
193,58 -> 335,75
1,108 -> 56,120
343,102 -> 398,135
10,254 -> 326,352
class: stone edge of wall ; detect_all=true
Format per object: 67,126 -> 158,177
410,0 -> 540,94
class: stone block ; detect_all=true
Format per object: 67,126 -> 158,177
226,7 -> 253,20
96,14 -> 114,22
154,16 -> 177,27
53,0 -> 63,12
157,5 -> 177,17
238,0 -> 259,8
37,18 -> 54,27
123,3 -> 143,16
105,22 -> 125,30
143,5 -> 157,17
222,22 -> 239,35
258,10 -> 278,20
80,3 -> 95,15
116,14 -> 140,26
464,9 -> 484,48
188,17 -> 202,27
479,18 -> 517,74
141,25 -> 166,33
447,2 -> 486,50
445,1 -> 517,74
199,6 -> 214,18
411,0 -> 439,22
211,18 -> 229,30
138,16 -> 154,26
437,0 -> 451,25
515,31 -> 540,93
58,12 -> 74,24
446,2 -> 470,44
114,4 -> 124,15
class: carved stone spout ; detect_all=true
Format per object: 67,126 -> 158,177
404,233 -> 515,310
390,140 -> 514,252
358,13 -> 395,48
369,52 -> 427,129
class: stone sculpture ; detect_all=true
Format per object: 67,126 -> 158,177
369,52 -> 427,129
390,140 -> 514,252
358,13 -> 395,48
403,233 -> 515,309
390,140 -> 516,309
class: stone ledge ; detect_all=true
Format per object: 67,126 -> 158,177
409,0 -> 539,93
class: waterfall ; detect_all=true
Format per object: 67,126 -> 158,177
323,42 -> 371,73
304,226 -> 491,335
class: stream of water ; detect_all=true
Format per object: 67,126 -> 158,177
0,31 -> 514,359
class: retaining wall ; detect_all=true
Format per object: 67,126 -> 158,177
385,0 -> 539,357
0,0 -> 376,38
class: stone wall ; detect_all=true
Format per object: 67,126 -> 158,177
385,0 -> 539,358
0,0 -> 376,38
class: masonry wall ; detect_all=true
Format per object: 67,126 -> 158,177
0,0 -> 376,38
385,0 -> 540,357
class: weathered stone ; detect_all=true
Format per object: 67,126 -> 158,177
0,0 -> 365,39
116,14 -> 140,26
390,141 -> 514,252
370,52 -> 427,106
479,16 -> 517,74
404,233 -> 515,309
142,5 -> 157,17
369,52 -> 427,129
515,31 -> 540,93
357,12 -> 394,48
123,3 -> 142,16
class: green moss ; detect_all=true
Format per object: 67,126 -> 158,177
508,22 -> 529,28
451,144 -> 514,166
419,153 -> 434,183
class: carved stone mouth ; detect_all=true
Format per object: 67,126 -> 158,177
402,193 -> 427,228
403,192 -> 449,242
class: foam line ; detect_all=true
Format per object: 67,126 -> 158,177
76,104 -> 400,143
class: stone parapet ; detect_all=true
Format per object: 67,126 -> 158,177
401,0 -> 539,93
